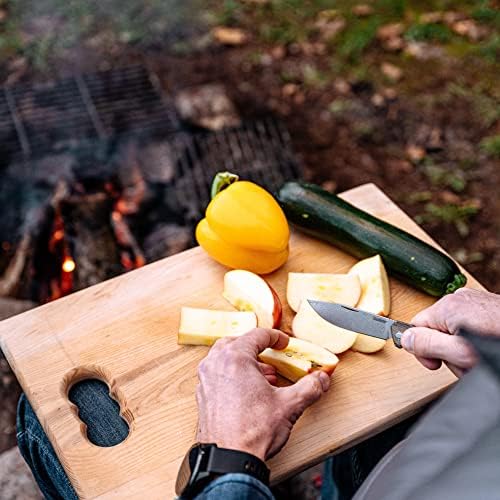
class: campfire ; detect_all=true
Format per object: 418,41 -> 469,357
0,66 -> 301,305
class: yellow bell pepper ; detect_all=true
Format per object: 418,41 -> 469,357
196,172 -> 289,274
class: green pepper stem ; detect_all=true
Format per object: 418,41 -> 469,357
210,172 -> 240,199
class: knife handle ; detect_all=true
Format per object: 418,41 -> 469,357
390,321 -> 414,349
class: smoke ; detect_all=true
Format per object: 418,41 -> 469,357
8,0 -> 207,73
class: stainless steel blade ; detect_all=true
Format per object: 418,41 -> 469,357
307,300 -> 392,341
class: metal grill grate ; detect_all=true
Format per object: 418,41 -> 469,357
1,65 -> 302,225
0,66 -> 181,165
174,118 -> 300,219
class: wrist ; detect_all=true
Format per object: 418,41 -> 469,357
176,443 -> 270,498
207,440 -> 267,462
197,430 -> 268,462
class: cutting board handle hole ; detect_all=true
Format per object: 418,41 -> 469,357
64,368 -> 132,447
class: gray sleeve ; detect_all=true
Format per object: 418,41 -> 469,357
354,362 -> 500,500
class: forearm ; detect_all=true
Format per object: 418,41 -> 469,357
190,473 -> 274,500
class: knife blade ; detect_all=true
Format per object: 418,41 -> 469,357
307,300 -> 414,348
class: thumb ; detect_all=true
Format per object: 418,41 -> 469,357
279,371 -> 330,423
402,327 -> 477,370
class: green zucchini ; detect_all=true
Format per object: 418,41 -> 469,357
276,182 -> 466,297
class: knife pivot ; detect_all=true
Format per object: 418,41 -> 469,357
390,320 -> 413,349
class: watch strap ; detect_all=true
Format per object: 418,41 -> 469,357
206,446 -> 270,485
179,444 -> 270,498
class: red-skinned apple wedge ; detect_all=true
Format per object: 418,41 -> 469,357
259,337 -> 339,382
348,255 -> 391,353
178,307 -> 257,346
293,300 -> 358,354
223,269 -> 282,328
287,272 -> 361,312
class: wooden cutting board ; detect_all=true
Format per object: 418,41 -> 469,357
0,183 -> 484,499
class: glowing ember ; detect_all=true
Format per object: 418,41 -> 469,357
62,258 -> 76,273
52,229 -> 64,241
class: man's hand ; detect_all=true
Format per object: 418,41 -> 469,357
402,289 -> 500,377
196,328 -> 330,461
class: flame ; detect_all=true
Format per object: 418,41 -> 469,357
62,257 -> 76,273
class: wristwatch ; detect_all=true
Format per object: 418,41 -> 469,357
175,443 -> 270,498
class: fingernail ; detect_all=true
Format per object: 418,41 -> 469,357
402,330 -> 414,353
317,371 -> 330,391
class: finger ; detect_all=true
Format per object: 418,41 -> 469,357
402,327 -> 477,369
445,362 -> 465,378
210,336 -> 236,353
258,362 -> 277,377
265,374 -> 279,386
231,328 -> 290,356
415,355 -> 442,371
280,371 -> 330,423
411,301 -> 447,331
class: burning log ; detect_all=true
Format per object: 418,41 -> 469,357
60,191 -> 122,291
0,182 -> 67,300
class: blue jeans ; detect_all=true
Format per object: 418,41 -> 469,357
16,381 -> 274,500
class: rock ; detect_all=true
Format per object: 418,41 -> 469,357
352,4 -> 374,16
260,53 -> 273,66
440,191 -> 462,204
333,78 -> 351,95
377,23 -> 405,40
451,19 -> 488,41
175,84 -> 241,131
382,37 -> 405,51
382,87 -> 398,100
271,45 -> 286,60
0,447 -> 42,499
371,93 -> 385,107
321,180 -> 337,192
443,11 -> 467,26
282,83 -> 299,97
428,127 -> 444,151
406,145 -> 426,162
404,41 -> 445,60
0,298 -> 36,321
315,16 -> 346,40
293,92 -> 306,105
212,27 -> 248,46
377,23 -> 405,52
380,62 -> 403,82
420,12 -> 443,24
386,159 -> 414,174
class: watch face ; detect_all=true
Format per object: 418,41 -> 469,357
175,444 -> 198,496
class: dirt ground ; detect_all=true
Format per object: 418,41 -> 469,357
0,0 -> 499,474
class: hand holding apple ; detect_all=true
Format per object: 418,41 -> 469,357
196,328 -> 331,461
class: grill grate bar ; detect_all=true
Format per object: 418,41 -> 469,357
4,87 -> 30,158
76,75 -> 106,139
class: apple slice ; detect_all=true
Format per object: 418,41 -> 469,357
287,273 -> 361,312
348,255 -> 391,353
292,300 -> 358,354
223,270 -> 282,328
259,337 -> 339,382
178,307 -> 257,346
